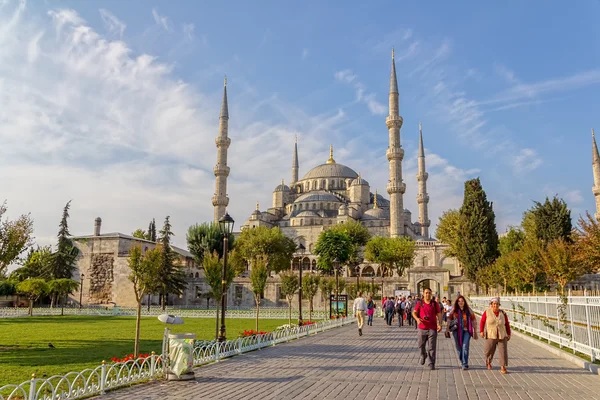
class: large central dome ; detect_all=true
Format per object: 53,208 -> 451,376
302,163 -> 358,180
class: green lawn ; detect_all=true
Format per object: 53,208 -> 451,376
0,316 -> 289,387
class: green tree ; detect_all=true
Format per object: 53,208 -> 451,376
514,238 -> 544,292
156,216 -> 187,310
186,222 -> 235,266
249,257 -> 269,331
48,278 -> 80,316
202,250 -> 239,337
235,226 -> 295,274
313,230 -> 353,272
529,196 -> 572,244
17,278 -> 48,316
319,277 -> 336,316
574,212 -> 600,274
328,221 -> 371,269
302,274 -> 320,321
10,246 -> 54,281
364,236 -> 416,277
132,229 -> 147,240
541,239 -> 590,293
499,226 -> 525,256
435,209 -> 460,257
128,245 -> 161,355
279,270 -> 299,325
52,201 -> 79,279
455,178 -> 499,282
0,201 -> 34,276
148,218 -> 157,242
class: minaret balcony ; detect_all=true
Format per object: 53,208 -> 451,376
593,186 -> 600,196
211,195 -> 230,207
215,137 -> 231,147
213,165 -> 230,177
385,115 -> 403,129
416,172 -> 429,181
387,182 -> 406,194
417,194 -> 429,204
419,219 -> 431,227
386,147 -> 404,161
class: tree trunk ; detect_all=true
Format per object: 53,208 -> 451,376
50,294 -> 55,309
288,299 -> 292,325
255,296 -> 260,332
309,298 -> 313,322
215,302 -> 220,341
61,295 -> 65,316
28,299 -> 33,316
134,300 -> 142,356
147,294 -> 151,312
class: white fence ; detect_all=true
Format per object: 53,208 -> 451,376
0,317 -> 354,400
0,306 -> 331,320
470,296 -> 600,362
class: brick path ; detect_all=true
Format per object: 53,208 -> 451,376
97,318 -> 600,399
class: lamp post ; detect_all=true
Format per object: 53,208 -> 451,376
217,212 -> 235,343
297,243 -> 305,326
333,257 -> 340,318
79,273 -> 84,310
371,276 -> 375,297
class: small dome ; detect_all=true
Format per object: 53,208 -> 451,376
295,191 -> 342,203
362,207 -> 390,220
274,182 -> 290,192
351,175 -> 369,186
338,204 -> 348,210
295,210 -> 320,218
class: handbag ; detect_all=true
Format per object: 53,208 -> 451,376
448,318 -> 458,332
444,331 -> 451,339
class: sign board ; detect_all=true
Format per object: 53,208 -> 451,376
394,290 -> 411,298
329,294 -> 348,318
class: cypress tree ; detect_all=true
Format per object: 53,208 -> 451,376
150,218 -> 157,242
530,196 -> 572,244
157,216 -> 186,309
52,201 -> 79,279
456,178 -> 499,281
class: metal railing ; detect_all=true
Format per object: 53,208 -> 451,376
0,317 -> 354,400
470,295 -> 600,361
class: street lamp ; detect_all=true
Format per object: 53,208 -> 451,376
79,273 -> 84,310
371,276 -> 375,297
297,243 -> 306,326
217,212 -> 235,342
333,257 -> 340,318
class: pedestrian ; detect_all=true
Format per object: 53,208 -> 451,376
395,297 -> 405,327
446,295 -> 477,370
353,291 -> 367,336
405,296 -> 414,326
366,295 -> 375,326
412,288 -> 442,370
480,297 -> 511,374
384,296 -> 395,325
381,296 -> 387,318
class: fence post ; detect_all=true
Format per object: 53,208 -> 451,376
150,351 -> 156,378
28,374 -> 37,400
584,297 -> 596,362
568,290 -> 575,354
100,360 -> 107,395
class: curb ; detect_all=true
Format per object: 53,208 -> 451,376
512,330 -> 599,376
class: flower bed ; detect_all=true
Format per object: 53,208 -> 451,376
110,353 -> 150,363
238,329 -> 270,338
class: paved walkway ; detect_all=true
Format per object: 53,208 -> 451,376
98,318 -> 600,400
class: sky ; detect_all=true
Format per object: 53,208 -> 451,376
1,0 -> 599,254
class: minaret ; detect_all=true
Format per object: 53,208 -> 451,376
386,48 -> 406,237
292,135 -> 299,185
212,77 -> 231,223
416,123 -> 430,238
592,129 -> 600,221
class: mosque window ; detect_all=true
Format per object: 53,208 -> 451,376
422,256 -> 428,267
322,179 -> 326,188
312,203 -> 316,210
331,180 -> 335,188
195,272 -> 199,278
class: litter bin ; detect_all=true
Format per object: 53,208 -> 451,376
166,333 -> 195,381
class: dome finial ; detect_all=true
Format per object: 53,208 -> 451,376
326,144 -> 336,164
256,201 -> 259,211
281,178 -> 285,185
374,189 -> 378,209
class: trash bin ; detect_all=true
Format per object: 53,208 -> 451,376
166,333 -> 195,381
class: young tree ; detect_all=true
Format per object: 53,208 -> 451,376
514,238 -> 544,292
435,209 -> 460,257
455,178 -> 499,281
202,250 -> 239,335
249,257 -> 269,331
156,216 -> 187,309
10,246 -> 53,281
574,212 -> 600,274
235,226 -> 296,274
128,245 -> 161,355
541,239 -> 590,293
279,270 -> 299,325
364,236 -> 416,277
328,221 -> 371,275
17,278 -> 48,316
187,222 -> 235,265
52,201 -> 79,279
313,230 -> 353,272
302,274 -> 320,321
499,226 -> 525,256
319,277 -> 336,316
529,196 -> 572,244
48,278 -> 80,315
0,201 -> 34,276
132,229 -> 147,240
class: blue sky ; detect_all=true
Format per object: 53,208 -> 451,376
1,0 -> 599,251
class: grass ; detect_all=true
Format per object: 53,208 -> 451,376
0,316 -> 290,387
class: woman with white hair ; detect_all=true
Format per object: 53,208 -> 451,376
479,297 -> 511,374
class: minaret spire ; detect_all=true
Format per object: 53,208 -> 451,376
592,129 -> 600,221
212,77 -> 231,222
374,189 -> 378,209
417,123 -> 430,238
386,48 -> 405,237
292,135 -> 299,185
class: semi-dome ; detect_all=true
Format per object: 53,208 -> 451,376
301,163 -> 359,180
295,210 -> 320,218
362,207 -> 390,220
294,191 -> 342,203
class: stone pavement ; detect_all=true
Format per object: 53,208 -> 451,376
97,318 -> 600,400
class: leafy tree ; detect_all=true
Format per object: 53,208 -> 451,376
0,280 -> 16,296
0,201 -> 34,276
17,278 -> 48,316
249,257 -> 269,331
499,226 -> 525,256
302,274 -> 320,321
202,250 -> 239,336
435,209 -> 460,257
10,246 -> 53,281
128,245 -> 161,355
186,222 -> 235,266
319,277 -> 336,316
529,196 -> 572,244
235,226 -> 295,274
364,236 -> 416,277
455,178 -> 499,281
279,270 -> 299,325
148,218 -> 157,242
48,278 -> 80,315
574,212 -> 600,274
328,221 -> 370,268
541,239 -> 590,293
132,229 -> 147,240
514,238 -> 544,292
345,282 -> 371,300
156,216 -> 187,309
521,210 -> 537,240
313,230 -> 353,272
52,201 -> 79,279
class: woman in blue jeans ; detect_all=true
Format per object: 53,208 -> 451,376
446,295 -> 477,370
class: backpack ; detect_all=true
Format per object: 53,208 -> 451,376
385,300 -> 395,312
395,301 -> 402,313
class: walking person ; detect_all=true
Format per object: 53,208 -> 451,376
413,288 -> 442,370
405,296 -> 414,327
446,295 -> 477,370
480,297 -> 511,374
366,296 -> 375,326
396,297 -> 405,327
384,296 -> 395,325
353,292 -> 367,336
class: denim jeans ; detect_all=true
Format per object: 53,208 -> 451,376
367,312 -> 373,325
453,330 -> 471,367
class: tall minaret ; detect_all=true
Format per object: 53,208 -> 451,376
212,77 -> 231,223
592,129 -> 600,221
292,135 -> 299,185
386,48 -> 406,237
416,123 -> 430,238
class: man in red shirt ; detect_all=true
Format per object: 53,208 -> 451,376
412,288 -> 442,370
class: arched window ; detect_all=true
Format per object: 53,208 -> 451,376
312,203 -> 316,210
322,180 -> 326,189
311,259 -> 317,270
330,180 -> 335,189
422,256 -> 428,267
195,272 -> 199,278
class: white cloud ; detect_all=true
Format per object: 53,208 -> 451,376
301,48 -> 309,60
403,29 -> 413,41
182,23 -> 194,40
334,69 -> 386,115
99,8 -> 125,39
151,8 -> 170,32
494,64 -> 518,84
512,148 -> 542,173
